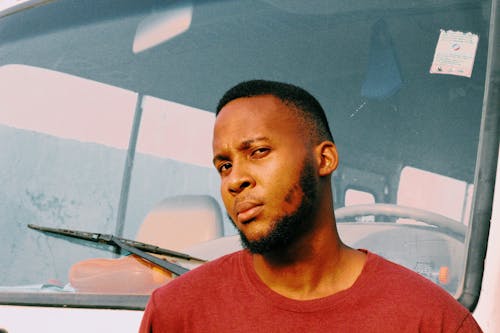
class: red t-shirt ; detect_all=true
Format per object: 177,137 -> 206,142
140,250 -> 482,332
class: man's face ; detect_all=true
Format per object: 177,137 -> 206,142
212,95 -> 319,253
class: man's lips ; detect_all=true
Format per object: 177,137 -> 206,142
235,202 -> 264,224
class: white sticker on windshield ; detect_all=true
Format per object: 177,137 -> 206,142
430,30 -> 479,78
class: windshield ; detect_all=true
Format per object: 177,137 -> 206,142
0,0 -> 495,308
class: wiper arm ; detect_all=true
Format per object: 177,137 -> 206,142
28,224 -> 205,276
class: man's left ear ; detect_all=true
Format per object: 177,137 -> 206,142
315,141 -> 338,176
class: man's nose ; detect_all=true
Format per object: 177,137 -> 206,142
226,165 -> 255,195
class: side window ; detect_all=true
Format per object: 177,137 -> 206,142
397,166 -> 473,225
345,188 -> 376,206
345,188 -> 376,222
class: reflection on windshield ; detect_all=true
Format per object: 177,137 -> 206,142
0,64 -> 216,295
0,64 -> 136,150
139,95 -> 214,167
133,1 -> 193,53
0,64 -> 215,167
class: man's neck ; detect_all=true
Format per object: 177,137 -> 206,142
251,223 -> 366,300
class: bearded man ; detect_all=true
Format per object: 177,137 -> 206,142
140,80 -> 482,332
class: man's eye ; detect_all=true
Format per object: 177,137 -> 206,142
251,148 -> 270,158
218,162 -> 232,173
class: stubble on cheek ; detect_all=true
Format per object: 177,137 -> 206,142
284,182 -> 304,205
281,172 -> 309,221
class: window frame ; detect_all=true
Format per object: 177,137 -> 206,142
457,0 -> 499,309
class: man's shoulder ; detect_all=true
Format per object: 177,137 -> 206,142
152,250 -> 245,299
366,252 -> 449,293
350,252 -> 482,331
364,251 -> 468,310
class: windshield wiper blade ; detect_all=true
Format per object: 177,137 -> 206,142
28,224 -> 205,276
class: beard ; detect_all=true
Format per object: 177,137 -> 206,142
230,157 -> 318,255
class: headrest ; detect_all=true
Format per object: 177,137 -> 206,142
136,195 -> 223,251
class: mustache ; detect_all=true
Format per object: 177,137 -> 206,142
233,195 -> 262,206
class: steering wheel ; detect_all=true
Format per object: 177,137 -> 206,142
334,204 -> 466,242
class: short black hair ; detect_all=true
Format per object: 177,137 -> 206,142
216,80 -> 334,143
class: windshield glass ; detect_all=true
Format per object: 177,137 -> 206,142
0,0 -> 493,308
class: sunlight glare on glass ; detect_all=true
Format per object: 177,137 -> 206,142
0,0 -> 45,17
0,64 -> 136,150
0,64 -> 215,167
133,1 -> 193,54
137,95 -> 214,167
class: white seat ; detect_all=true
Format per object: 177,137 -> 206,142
136,195 -> 223,252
